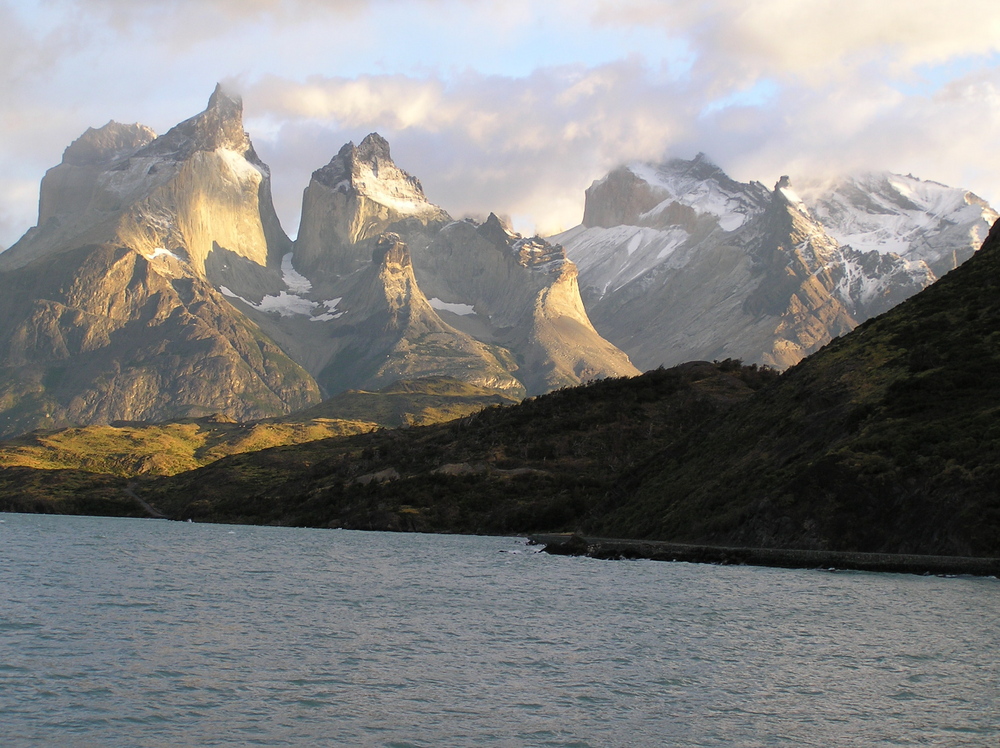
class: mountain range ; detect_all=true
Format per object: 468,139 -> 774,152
0,87 -> 635,438
0,86 -> 994,445
5,216 -> 998,557
554,154 -> 996,370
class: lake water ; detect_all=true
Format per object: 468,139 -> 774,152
1,513 -> 997,747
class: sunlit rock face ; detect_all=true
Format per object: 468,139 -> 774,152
291,135 -> 637,396
555,155 -> 993,370
0,87 -> 318,436
295,133 -> 450,277
0,90 -> 666,437
3,85 -> 289,277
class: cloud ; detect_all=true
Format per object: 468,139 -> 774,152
246,62 -> 701,236
2,0 -> 999,249
594,0 -> 1000,85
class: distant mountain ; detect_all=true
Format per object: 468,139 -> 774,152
798,172 -> 997,277
553,155 -> 996,370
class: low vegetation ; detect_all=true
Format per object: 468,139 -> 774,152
4,224 -> 1000,558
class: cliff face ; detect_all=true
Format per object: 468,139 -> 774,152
0,243 -> 318,436
295,133 -> 450,276
313,233 -> 524,395
290,135 -> 637,396
2,85 -> 289,277
0,87 -> 319,436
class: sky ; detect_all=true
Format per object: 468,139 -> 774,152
2,0 -> 1000,248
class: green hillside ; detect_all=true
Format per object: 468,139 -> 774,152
0,376 -> 517,478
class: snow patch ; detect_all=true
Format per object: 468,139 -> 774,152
310,297 -> 346,321
281,253 -> 312,293
147,247 -> 181,261
429,297 -> 476,316
215,148 -> 264,184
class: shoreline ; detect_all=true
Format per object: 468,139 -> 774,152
527,534 -> 1000,577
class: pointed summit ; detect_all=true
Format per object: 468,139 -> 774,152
295,133 -> 450,275
310,132 -> 433,208
140,83 -> 252,160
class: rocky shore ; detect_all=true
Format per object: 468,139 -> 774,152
528,534 -> 1000,577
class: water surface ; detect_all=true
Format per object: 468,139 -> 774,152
2,513 -> 997,747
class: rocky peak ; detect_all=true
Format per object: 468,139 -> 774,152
137,83 -> 255,162
372,232 -> 412,269
311,132 -> 434,213
477,212 -> 517,245
61,122 -> 157,167
583,155 -> 770,231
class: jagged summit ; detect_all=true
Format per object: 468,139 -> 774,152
372,232 -> 411,268
295,133 -> 449,275
798,171 -> 999,276
309,132 -> 440,220
61,122 -> 157,167
477,212 -> 518,245
138,83 -> 256,163
313,133 -> 395,190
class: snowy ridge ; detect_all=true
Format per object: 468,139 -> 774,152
628,161 -> 762,231
349,157 -> 441,220
799,172 -> 998,274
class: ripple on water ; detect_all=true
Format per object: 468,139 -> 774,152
1,513 -> 998,747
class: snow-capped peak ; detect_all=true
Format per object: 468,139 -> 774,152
310,133 -> 444,221
798,171 -> 999,275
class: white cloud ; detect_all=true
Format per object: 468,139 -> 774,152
594,1 -> 1000,84
2,0 -> 999,248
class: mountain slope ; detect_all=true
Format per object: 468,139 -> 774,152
412,214 -> 639,393
603,218 -> 1000,556
555,155 -> 993,371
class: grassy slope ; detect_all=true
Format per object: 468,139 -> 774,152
0,376 -> 519,479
